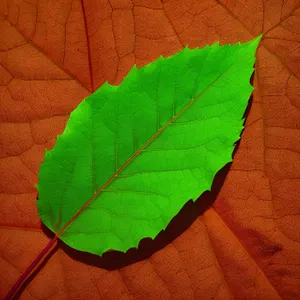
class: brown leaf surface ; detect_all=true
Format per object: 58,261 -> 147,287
1,0 -> 300,299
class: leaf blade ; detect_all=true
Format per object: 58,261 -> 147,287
37,36 -> 261,255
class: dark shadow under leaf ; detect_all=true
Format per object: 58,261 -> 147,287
58,161 -> 233,270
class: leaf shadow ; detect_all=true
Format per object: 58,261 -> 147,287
39,76 -> 254,271
58,164 -> 230,271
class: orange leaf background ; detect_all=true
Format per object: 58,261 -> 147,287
1,0 -> 300,299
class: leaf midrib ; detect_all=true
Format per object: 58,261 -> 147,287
55,57 -> 238,238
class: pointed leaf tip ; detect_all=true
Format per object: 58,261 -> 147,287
252,34 -> 263,46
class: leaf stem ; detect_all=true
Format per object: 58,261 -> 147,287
4,235 -> 58,300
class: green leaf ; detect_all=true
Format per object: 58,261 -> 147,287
37,35 -> 262,256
